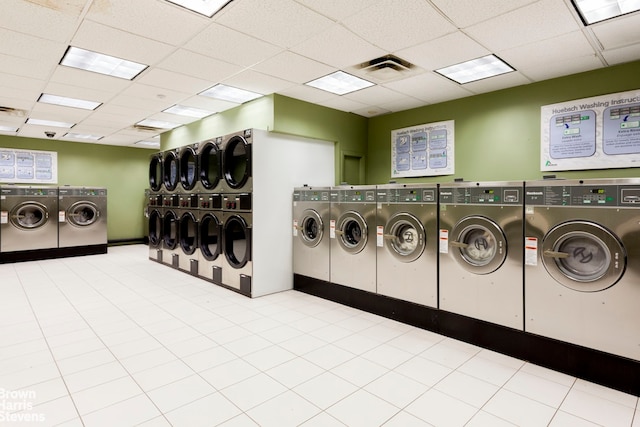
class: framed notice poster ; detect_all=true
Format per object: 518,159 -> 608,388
0,148 -> 58,184
391,120 -> 455,178
541,89 -> 640,171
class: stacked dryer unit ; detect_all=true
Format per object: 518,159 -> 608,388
524,178 -> 640,361
148,152 -> 164,262
438,181 -> 524,330
176,144 -> 199,274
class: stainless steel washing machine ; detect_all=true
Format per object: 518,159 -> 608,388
179,143 -> 199,194
292,186 -> 331,282
162,148 -> 180,193
148,192 -> 163,262
197,193 -> 223,285
330,185 -> 377,293
58,187 -> 107,248
177,193 -> 199,274
222,193 -> 252,295
376,183 -> 438,307
197,137 -> 223,194
161,193 -> 180,268
439,181 -> 524,330
524,178 -> 640,360
221,129 -> 252,193
0,186 -> 58,252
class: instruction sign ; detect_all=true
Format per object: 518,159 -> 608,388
391,120 -> 455,178
0,148 -> 58,184
541,89 -> 640,171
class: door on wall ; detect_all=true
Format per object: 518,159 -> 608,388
342,153 -> 365,185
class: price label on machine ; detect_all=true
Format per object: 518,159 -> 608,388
0,211 -> 7,224
292,220 -> 298,237
330,219 -> 336,239
377,226 -> 384,247
439,229 -> 449,254
525,237 -> 538,266
59,210 -> 66,223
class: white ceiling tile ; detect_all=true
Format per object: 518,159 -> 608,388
602,43 -> 640,65
276,85 -> 337,105
461,71 -> 532,94
429,0 -> 538,28
222,70 -> 295,94
0,74 -> 45,102
397,31 -> 491,71
85,0 -> 209,46
147,111 -> 203,125
344,85 -> 407,105
184,23 -> 283,67
0,0 -> 85,42
0,28 -> 66,63
72,20 -> 175,65
465,0 -> 582,52
317,96 -> 367,113
83,110 -> 146,127
118,83 -> 191,105
108,94 -> 175,113
0,96 -> 36,111
98,134 -> 144,147
0,116 -> 26,127
157,49 -> 242,82
383,73 -> 475,104
294,0 -> 383,21
137,69 -> 211,95
177,96 -> 238,113
42,82 -> 114,104
18,124 -> 67,140
351,106 -> 392,117
50,66 -> 133,93
520,55 -> 604,82
215,0 -> 334,48
30,103 -> 93,123
342,0 -> 457,51
291,25 -> 387,69
591,13 -> 640,50
378,96 -> 430,113
252,51 -> 336,83
0,53 -> 56,80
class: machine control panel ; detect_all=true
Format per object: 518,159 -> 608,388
439,186 -> 521,205
293,189 -> 330,202
376,187 -> 436,203
198,194 -> 222,209
179,194 -> 199,208
0,187 -> 57,197
334,189 -> 375,203
525,185 -> 640,206
149,194 -> 163,206
223,193 -> 251,211
163,194 -> 179,207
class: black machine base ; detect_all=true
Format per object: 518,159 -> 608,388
0,244 -> 108,264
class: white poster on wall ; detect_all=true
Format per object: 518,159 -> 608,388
391,120 -> 455,178
541,89 -> 640,171
0,148 -> 58,184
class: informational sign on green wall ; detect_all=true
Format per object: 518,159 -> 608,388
391,120 -> 455,178
541,89 -> 640,171
0,148 -> 58,184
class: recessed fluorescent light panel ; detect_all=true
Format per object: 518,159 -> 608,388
63,133 -> 103,141
199,84 -> 263,104
38,94 -> 101,110
136,119 -> 181,130
136,140 -> 161,148
573,0 -> 640,24
165,0 -> 232,17
306,71 -> 374,95
60,46 -> 148,80
26,118 -> 75,128
435,55 -> 514,84
0,125 -> 18,132
163,105 -> 215,118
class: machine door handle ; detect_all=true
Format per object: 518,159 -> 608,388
383,234 -> 396,240
334,230 -> 344,236
543,250 -> 570,259
449,241 -> 469,248
294,225 -> 303,231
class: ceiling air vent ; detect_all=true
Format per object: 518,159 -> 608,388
348,55 -> 423,84
0,106 -> 27,117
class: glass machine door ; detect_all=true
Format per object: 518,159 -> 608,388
335,211 -> 368,255
383,212 -> 426,263
224,215 -> 251,268
223,135 -> 251,189
297,209 -> 324,248
449,215 -> 507,274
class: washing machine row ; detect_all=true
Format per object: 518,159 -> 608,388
293,179 -> 640,361
0,185 -> 107,261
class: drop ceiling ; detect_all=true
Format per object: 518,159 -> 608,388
0,0 -> 638,148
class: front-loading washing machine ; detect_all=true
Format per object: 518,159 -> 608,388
177,192 -> 199,274
197,137 -> 223,194
222,193 -> 252,296
524,178 -> 640,360
221,129 -> 252,193
58,186 -> 107,249
0,186 -> 58,253
330,185 -> 377,293
148,192 -> 163,262
376,183 -> 438,307
162,148 -> 180,193
161,193 -> 180,268
292,186 -> 331,283
197,193 -> 224,285
179,143 -> 199,194
439,181 -> 524,330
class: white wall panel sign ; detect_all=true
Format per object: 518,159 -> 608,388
0,148 -> 58,184
541,89 -> 640,171
391,120 -> 455,178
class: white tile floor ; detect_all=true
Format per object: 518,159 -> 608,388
0,244 -> 638,427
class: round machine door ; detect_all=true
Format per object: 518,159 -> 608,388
199,141 -> 222,191
149,154 -> 162,192
297,209 -> 324,248
384,212 -> 426,263
67,202 -> 99,227
541,220 -> 626,292
449,215 -> 507,275
179,146 -> 198,192
149,209 -> 162,248
335,211 -> 368,255
163,210 -> 178,250
200,213 -> 222,261
163,151 -> 179,192
224,215 -> 251,268
223,135 -> 251,189
179,211 -> 198,255
10,202 -> 49,230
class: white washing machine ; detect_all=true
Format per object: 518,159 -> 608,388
196,137 -> 223,194
197,193 -> 224,285
58,186 -> 107,248
222,193 -> 252,295
524,178 -> 640,361
221,129 -> 252,193
376,183 -> 438,307
0,186 -> 58,253
439,181 -> 524,330
177,193 -> 199,274
330,185 -> 377,293
292,186 -> 331,283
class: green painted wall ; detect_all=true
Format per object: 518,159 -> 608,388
0,135 -> 151,241
368,60 -> 640,184
272,94 -> 368,184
